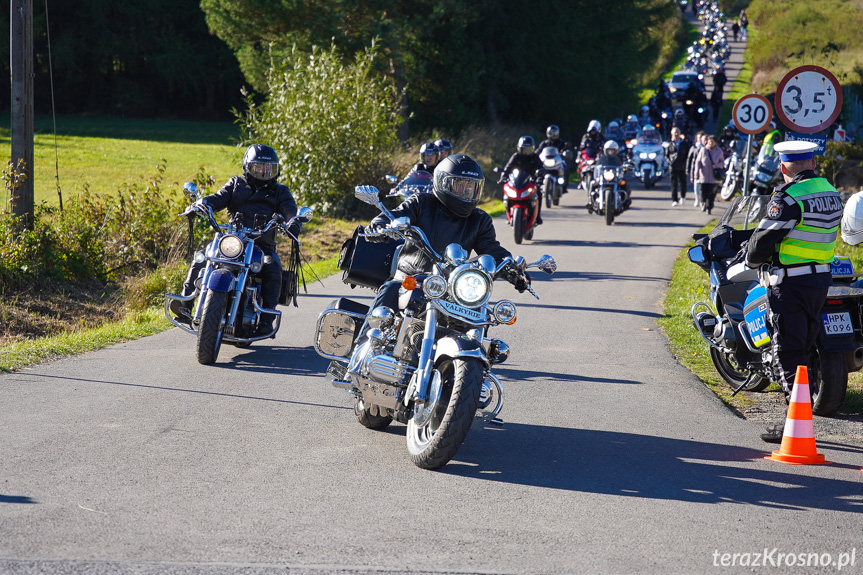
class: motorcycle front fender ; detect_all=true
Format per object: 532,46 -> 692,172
434,336 -> 490,368
207,268 -> 235,292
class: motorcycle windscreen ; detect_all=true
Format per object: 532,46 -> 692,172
743,285 -> 771,348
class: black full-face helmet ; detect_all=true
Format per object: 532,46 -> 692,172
243,144 -> 280,188
517,135 -> 535,156
419,142 -> 439,167
433,154 -> 485,219
434,138 -> 453,160
546,124 -> 560,139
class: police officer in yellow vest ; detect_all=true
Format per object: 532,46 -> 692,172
745,141 -> 842,433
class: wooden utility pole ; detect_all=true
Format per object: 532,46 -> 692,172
10,0 -> 34,227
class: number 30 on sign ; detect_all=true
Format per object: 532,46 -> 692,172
732,93 -> 773,135
775,65 -> 843,134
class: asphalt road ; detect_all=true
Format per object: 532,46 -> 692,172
2,172 -> 863,575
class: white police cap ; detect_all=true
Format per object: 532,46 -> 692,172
774,141 -> 818,161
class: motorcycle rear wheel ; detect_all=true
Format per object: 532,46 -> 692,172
513,207 -> 524,245
196,289 -> 228,365
406,358 -> 483,470
709,347 -> 770,392
604,188 -> 614,225
809,342 -> 848,416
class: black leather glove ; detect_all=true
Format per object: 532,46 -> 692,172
272,213 -> 285,224
364,224 -> 388,243
511,271 -> 531,293
287,221 -> 301,237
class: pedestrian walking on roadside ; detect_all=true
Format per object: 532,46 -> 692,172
666,127 -> 692,206
739,10 -> 749,40
687,131 -> 706,207
731,20 -> 740,41
694,135 -> 724,215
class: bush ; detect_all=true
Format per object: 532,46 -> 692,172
237,42 -> 404,217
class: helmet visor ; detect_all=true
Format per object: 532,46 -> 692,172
248,162 -> 279,181
518,145 -> 535,155
441,175 -> 483,202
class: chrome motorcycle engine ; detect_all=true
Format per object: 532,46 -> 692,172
347,333 -> 415,410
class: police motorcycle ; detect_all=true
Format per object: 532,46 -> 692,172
748,139 -> 782,196
384,170 -> 433,200
631,127 -> 666,189
537,146 -> 567,208
165,182 -> 313,365
315,185 -> 556,469
687,195 -> 863,415
587,161 -> 634,225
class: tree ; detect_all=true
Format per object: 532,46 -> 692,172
239,43 -> 403,216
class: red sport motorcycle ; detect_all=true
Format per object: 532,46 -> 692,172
578,148 -> 598,193
494,167 -> 540,245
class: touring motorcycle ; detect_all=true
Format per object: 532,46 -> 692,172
166,182 -> 313,365
687,194 -> 863,415
586,162 -> 633,225
315,185 -> 556,469
537,146 -> 567,208
385,170 -> 433,200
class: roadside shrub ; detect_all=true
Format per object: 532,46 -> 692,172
237,42 -> 404,217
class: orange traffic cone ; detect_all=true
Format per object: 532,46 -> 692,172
767,365 -> 830,465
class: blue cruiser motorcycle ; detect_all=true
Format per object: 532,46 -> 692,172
166,182 -> 313,365
687,195 -> 863,415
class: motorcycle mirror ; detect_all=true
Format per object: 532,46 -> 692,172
183,182 -> 199,201
385,175 -> 399,185
296,206 -> 313,223
528,255 -> 557,275
688,245 -> 707,264
355,185 -> 382,206
492,166 -> 501,173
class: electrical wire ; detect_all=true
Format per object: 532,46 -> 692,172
44,0 -> 63,211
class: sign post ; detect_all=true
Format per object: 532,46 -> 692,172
732,93 -> 773,208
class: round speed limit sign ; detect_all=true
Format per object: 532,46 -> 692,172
732,93 -> 773,135
774,65 -> 843,134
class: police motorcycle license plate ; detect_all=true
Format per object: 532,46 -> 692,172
830,256 -> 855,278
822,311 -> 853,337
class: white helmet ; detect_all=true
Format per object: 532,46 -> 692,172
588,119 -> 602,133
841,192 -> 863,245
603,140 -> 620,155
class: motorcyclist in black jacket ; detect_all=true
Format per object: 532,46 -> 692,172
501,136 -> 544,224
579,120 -> 604,157
356,154 -> 527,341
538,125 -> 572,194
411,142 -> 439,173
172,144 -> 299,335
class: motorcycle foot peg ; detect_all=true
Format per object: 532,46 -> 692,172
490,417 -> 504,426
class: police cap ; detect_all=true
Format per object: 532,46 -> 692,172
774,141 -> 817,162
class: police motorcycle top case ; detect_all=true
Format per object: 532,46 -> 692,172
687,194 -> 863,416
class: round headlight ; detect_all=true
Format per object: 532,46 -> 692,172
423,274 -> 448,298
639,152 -> 648,159
450,269 -> 491,308
218,235 -> 244,259
648,152 -> 657,159
603,169 -> 616,182
493,300 -> 517,325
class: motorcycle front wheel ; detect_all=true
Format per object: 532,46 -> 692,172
196,289 -> 228,365
720,174 -> 738,201
406,358 -> 483,470
544,179 -> 553,209
709,347 -> 770,392
513,206 -> 524,245
604,188 -> 615,225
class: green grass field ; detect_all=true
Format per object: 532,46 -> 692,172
0,115 -> 243,205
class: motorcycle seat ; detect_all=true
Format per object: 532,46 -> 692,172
727,262 -> 758,282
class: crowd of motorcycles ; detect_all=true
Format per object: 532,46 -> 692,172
159,1 -> 855,471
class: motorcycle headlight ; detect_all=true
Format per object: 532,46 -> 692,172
193,250 -> 206,264
697,107 -> 705,113
603,169 -> 616,182
493,300 -> 517,325
422,274 -> 447,298
543,158 -> 557,168
648,152 -> 657,159
449,267 -> 491,308
639,152 -> 648,159
218,235 -> 244,259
